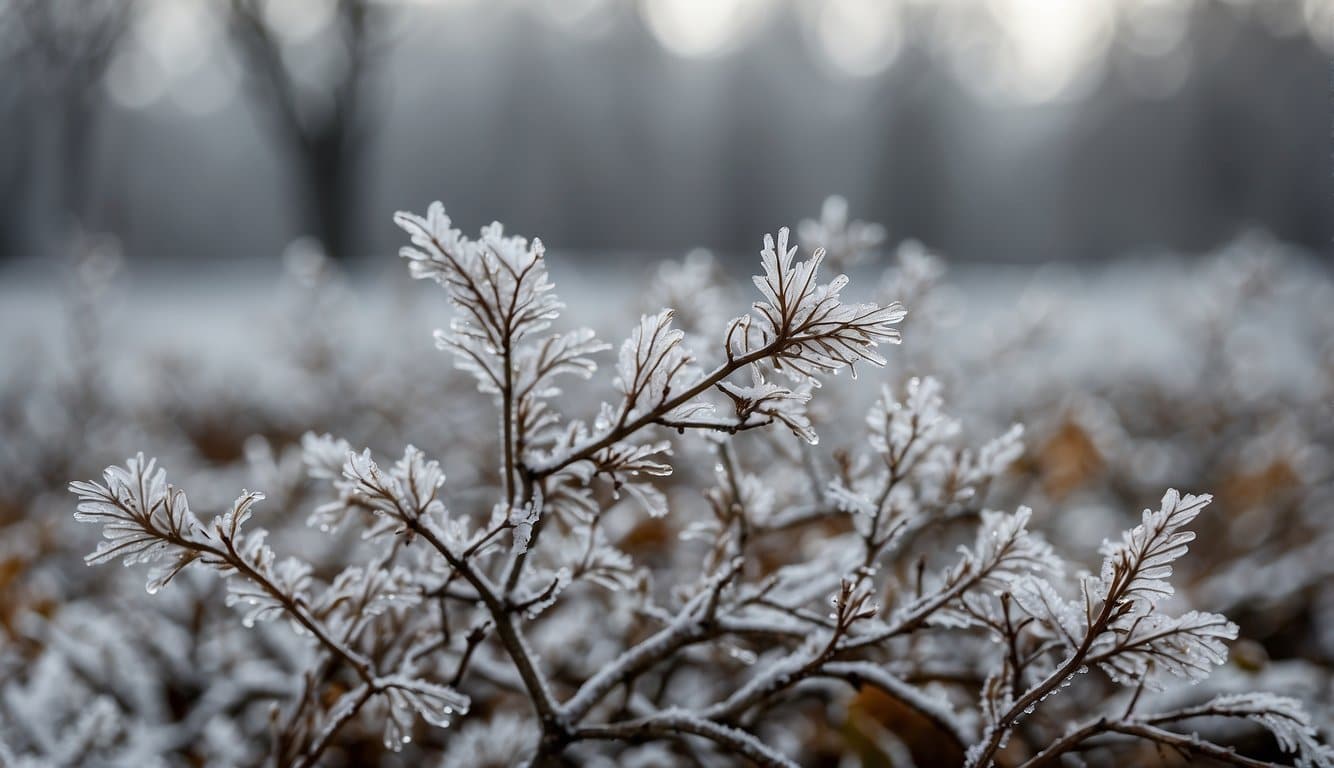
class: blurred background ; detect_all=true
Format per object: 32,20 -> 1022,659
0,0 -> 1330,268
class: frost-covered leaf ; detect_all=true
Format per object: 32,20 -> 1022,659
584,439 -> 674,518
966,507 -> 1064,588
397,203 -> 606,423
717,367 -> 816,443
1010,576 -> 1084,649
868,377 -> 959,467
1094,610 -> 1236,689
1185,693 -> 1334,768
302,432 -> 353,480
1100,489 -> 1211,610
570,527 -> 640,592
728,227 -> 905,382
880,239 -> 947,307
705,460 -> 777,528
515,568 -> 571,619
377,675 -> 470,751
515,328 -> 608,401
963,424 -> 1025,488
919,507 -> 1064,628
614,310 -> 700,421
328,446 -> 447,536
72,456 -> 187,565
224,553 -> 312,628
397,204 -> 561,352
315,564 -> 422,637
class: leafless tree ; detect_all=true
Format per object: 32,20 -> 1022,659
0,0 -> 134,259
226,0 -> 392,263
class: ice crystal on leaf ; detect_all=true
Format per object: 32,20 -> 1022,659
728,227 -> 906,383
397,205 -> 574,377
716,367 -> 817,443
1098,488 -> 1210,609
378,675 -> 471,751
1194,693 -> 1334,768
922,506 -> 1063,631
1094,609 -> 1237,688
830,376 -> 1025,562
72,454 -> 193,572
1009,576 -> 1085,649
614,310 -> 699,422
867,376 -> 960,467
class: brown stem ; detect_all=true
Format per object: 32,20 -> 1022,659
530,344 -> 785,478
405,520 -> 563,734
293,686 -> 375,768
573,714 -> 798,768
1019,718 -> 1276,768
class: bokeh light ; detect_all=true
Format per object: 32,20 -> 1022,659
812,0 -> 903,77
641,0 -> 767,58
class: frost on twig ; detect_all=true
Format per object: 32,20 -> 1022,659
70,454 -> 469,759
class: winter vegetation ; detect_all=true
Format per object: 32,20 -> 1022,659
1,199 -> 1332,767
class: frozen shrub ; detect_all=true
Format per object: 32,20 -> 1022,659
0,200 -> 1326,765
